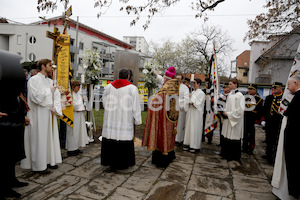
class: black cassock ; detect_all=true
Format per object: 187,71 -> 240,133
283,90 -> 300,198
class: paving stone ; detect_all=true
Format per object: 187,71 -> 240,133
229,159 -> 266,179
107,187 -> 145,200
235,190 -> 277,200
135,146 -> 152,157
57,162 -> 75,173
83,143 -> 101,158
63,156 -> 91,166
232,175 -> 272,193
187,175 -> 232,197
195,154 -> 228,167
67,194 -> 95,200
14,180 -> 41,197
133,166 -> 163,178
74,171 -> 130,199
67,159 -> 105,179
145,181 -> 186,200
22,175 -> 89,199
15,164 -> 31,177
27,169 -> 64,184
193,163 -> 230,178
122,166 -> 162,192
174,152 -> 195,165
160,162 -> 193,184
184,190 -> 227,200
135,155 -> 148,166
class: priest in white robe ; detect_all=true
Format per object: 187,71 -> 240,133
101,68 -> 142,170
66,81 -> 89,156
221,78 -> 245,161
21,59 -> 62,173
183,78 -> 205,152
175,75 -> 190,145
272,76 -> 300,200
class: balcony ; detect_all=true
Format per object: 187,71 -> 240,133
70,46 -> 79,54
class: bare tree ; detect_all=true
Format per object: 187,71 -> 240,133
185,24 -> 234,76
149,25 -> 233,76
245,0 -> 300,41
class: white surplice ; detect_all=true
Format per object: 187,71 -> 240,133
221,90 -> 245,140
175,83 -> 190,143
66,91 -> 89,151
183,88 -> 205,150
21,73 -> 62,171
101,83 -> 142,141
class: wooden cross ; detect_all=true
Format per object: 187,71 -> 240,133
46,27 -> 60,64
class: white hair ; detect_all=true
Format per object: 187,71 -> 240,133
289,75 -> 300,83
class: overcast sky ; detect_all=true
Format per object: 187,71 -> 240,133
1,0 -> 267,74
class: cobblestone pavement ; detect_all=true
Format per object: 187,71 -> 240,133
14,126 -> 277,200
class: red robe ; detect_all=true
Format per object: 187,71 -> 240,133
142,79 -> 180,155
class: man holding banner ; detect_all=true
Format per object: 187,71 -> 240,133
21,59 -> 62,173
204,53 -> 219,144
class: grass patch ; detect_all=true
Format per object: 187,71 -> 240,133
93,109 -> 147,130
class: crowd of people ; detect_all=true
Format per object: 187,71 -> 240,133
1,54 -> 299,199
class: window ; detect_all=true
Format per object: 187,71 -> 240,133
17,35 -> 22,45
29,36 -> 36,44
79,42 -> 84,50
70,53 -> 75,63
29,53 -> 36,61
70,38 -> 74,46
78,58 -> 82,65
93,46 -> 98,51
243,72 -> 248,77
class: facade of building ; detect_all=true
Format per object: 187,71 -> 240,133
248,26 -> 300,84
123,36 -> 150,55
0,16 -> 150,78
236,50 -> 250,83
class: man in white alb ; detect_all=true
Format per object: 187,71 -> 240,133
175,74 -> 190,145
21,59 -> 62,173
101,68 -> 142,170
183,78 -> 205,152
66,81 -> 89,156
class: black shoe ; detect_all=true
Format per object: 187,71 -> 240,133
12,180 -> 29,188
4,188 -> 21,198
76,149 -> 83,154
35,169 -> 50,174
67,150 -> 79,156
47,164 -> 58,169
175,141 -> 182,146
207,141 -> 212,144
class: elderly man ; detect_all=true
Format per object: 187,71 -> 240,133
272,75 -> 300,200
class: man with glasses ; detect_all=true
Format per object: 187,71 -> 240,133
262,82 -> 283,164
